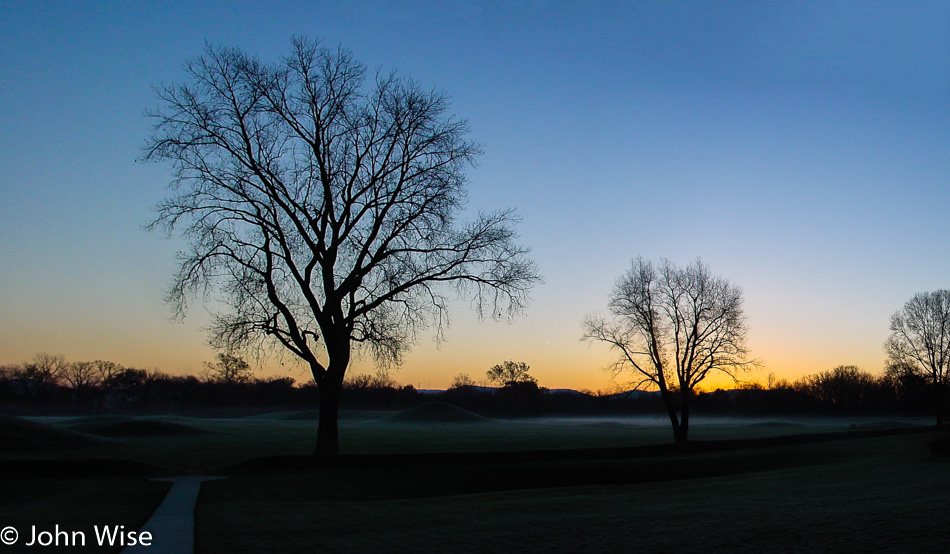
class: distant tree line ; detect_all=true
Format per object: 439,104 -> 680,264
0,354 -> 938,419
0,353 -> 301,415
695,363 -> 931,417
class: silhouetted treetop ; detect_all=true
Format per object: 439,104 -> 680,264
486,361 -> 537,387
204,353 -> 253,385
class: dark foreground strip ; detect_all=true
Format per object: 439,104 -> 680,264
0,458 -> 162,478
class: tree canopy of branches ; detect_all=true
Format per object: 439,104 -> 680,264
885,290 -> 950,425
145,38 -> 539,455
449,373 -> 477,389
583,258 -> 752,442
204,353 -> 254,385
797,365 -> 876,412
25,353 -> 67,386
485,361 -> 537,387
343,370 -> 396,390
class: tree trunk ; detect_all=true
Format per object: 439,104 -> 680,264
658,388 -> 683,443
313,335 -> 351,456
315,381 -> 341,455
677,389 -> 691,443
935,382 -> 945,427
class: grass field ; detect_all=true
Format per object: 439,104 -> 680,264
2,410 -> 948,552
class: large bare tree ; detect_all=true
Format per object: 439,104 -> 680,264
885,290 -> 950,426
145,38 -> 539,455
583,258 -> 752,442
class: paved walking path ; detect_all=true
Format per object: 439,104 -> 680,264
122,476 -> 225,554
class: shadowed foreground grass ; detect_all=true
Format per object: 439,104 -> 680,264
3,414 -> 947,552
196,430 -> 950,553
0,478 -> 171,554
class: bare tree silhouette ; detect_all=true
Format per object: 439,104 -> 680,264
798,365 -> 876,413
486,361 -> 537,387
144,38 -> 539,455
449,373 -> 477,389
59,361 -> 101,403
583,258 -> 753,442
26,353 -> 67,386
885,290 -> 950,425
203,353 -> 253,385
14,353 -> 67,397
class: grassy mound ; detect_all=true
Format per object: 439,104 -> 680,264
745,421 -> 802,428
848,420 -> 924,431
243,411 -> 303,420
0,415 -> 106,450
278,410 -> 321,420
383,402 -> 488,423
66,415 -> 134,424
273,410 -> 392,421
69,419 -> 207,437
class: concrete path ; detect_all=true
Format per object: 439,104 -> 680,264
122,476 -> 226,554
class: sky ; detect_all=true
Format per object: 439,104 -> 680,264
1,1 -> 948,391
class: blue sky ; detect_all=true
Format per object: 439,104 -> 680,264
1,1 -> 948,389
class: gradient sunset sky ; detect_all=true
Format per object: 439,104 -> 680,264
2,1 -> 948,390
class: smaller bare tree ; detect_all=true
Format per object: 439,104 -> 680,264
343,370 -> 396,390
204,353 -> 254,385
60,361 -> 102,402
806,365 -> 876,412
449,373 -> 477,389
12,353 -> 67,397
25,353 -> 68,386
486,361 -> 537,387
885,290 -> 950,425
583,258 -> 754,442
59,361 -> 99,389
92,360 -> 126,383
